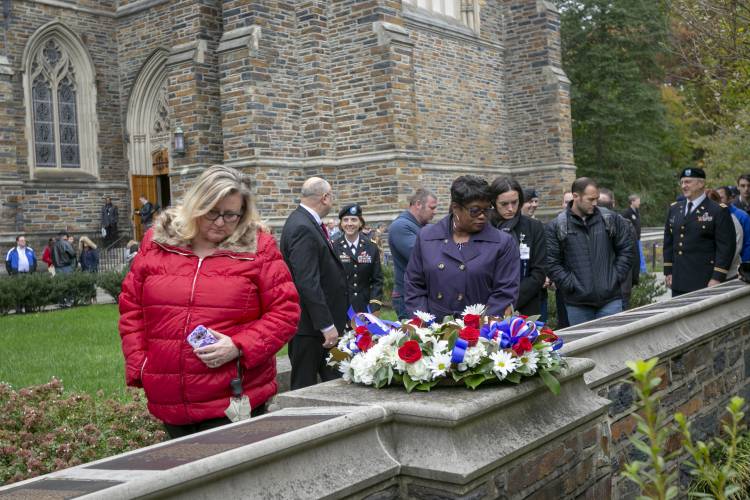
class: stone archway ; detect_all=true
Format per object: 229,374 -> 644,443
126,49 -> 171,238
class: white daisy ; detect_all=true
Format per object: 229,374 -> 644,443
517,350 -> 539,374
462,304 -> 487,316
414,310 -> 436,324
427,353 -> 452,377
490,350 -> 519,379
463,344 -> 486,368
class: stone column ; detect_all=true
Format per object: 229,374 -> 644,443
166,0 -> 223,199
503,0 -> 576,216
0,55 -> 22,237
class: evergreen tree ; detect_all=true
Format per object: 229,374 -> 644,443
556,0 -> 681,224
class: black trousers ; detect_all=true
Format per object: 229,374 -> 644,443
288,335 -> 341,391
164,404 -> 267,439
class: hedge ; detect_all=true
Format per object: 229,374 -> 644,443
0,270 -> 128,315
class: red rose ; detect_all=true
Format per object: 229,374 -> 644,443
356,333 -> 373,352
398,340 -> 423,363
512,337 -> 533,356
464,314 -> 481,329
459,326 -> 480,347
356,325 -> 368,335
408,318 -> 423,327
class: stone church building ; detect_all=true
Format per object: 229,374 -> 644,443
0,0 -> 574,245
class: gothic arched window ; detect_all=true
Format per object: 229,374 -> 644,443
403,0 -> 480,32
23,24 -> 98,177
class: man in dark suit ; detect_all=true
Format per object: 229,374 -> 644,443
663,168 -> 736,296
281,177 -> 348,390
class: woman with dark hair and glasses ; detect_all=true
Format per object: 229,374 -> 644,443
405,175 -> 520,321
490,177 -> 547,316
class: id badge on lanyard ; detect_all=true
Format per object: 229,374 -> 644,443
520,242 -> 530,278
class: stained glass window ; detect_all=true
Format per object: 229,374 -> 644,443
29,39 -> 82,170
58,75 -> 80,168
32,75 -> 56,168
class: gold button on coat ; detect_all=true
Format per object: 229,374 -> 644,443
438,263 -> 445,270
437,292 -> 443,299
459,264 -> 466,271
457,294 -> 464,301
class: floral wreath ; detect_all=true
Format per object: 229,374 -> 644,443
327,304 -> 565,393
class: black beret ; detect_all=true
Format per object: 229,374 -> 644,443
338,204 -> 363,219
523,188 -> 539,200
680,167 -> 706,179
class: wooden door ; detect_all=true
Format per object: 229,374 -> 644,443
131,175 -> 158,241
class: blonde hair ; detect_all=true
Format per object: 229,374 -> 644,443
170,165 -> 260,244
79,235 -> 97,252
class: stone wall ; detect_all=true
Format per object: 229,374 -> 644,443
0,1 -> 130,244
564,279 -> 750,498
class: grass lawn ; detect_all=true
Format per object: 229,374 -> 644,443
0,305 -> 289,400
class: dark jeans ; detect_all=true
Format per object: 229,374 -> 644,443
164,405 -> 267,439
565,299 -> 622,327
555,289 -> 569,329
288,335 -> 341,390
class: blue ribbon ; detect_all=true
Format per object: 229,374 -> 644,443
451,338 -> 469,364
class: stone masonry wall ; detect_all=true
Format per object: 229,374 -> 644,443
601,319 -> 750,498
0,2 -> 130,243
409,17 -> 506,166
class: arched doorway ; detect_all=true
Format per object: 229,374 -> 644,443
126,49 -> 172,240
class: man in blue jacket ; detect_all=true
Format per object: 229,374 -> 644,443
5,235 -> 37,275
388,188 -> 437,319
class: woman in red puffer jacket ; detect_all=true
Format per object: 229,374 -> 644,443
119,165 -> 300,438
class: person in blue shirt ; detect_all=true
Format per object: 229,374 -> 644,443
718,186 -> 750,268
5,235 -> 37,275
388,188 -> 437,319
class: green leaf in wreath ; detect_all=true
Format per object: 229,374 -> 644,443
373,366 -> 388,387
464,374 -> 487,390
539,370 -> 561,395
415,381 -> 439,392
403,374 -> 420,393
505,372 -> 522,384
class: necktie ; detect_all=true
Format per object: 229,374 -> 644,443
351,244 -> 357,256
320,222 -> 330,241
686,201 -> 693,216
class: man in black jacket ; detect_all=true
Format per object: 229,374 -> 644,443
546,178 -> 634,326
280,177 -> 348,390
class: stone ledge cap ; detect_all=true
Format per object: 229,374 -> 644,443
277,357 -> 595,425
373,21 -> 413,46
218,25 -> 261,55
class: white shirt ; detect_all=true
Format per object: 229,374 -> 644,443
344,236 -> 359,255
685,193 -> 706,216
300,203 -> 322,226
16,246 -> 30,272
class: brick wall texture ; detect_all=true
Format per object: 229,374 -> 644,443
0,0 -> 575,249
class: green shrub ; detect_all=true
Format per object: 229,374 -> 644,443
630,273 -> 667,309
0,378 -> 166,485
0,272 -> 98,315
97,269 -> 128,303
381,263 -> 393,307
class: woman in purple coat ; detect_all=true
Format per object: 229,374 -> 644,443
405,175 -> 520,321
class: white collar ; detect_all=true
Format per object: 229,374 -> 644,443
300,203 -> 323,226
345,236 -> 359,248
686,193 -> 706,210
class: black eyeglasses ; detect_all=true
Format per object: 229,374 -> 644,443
462,205 -> 494,218
204,210 -> 243,223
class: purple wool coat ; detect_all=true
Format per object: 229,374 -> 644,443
405,214 -> 520,321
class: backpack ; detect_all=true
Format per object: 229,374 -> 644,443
554,208 -> 617,243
